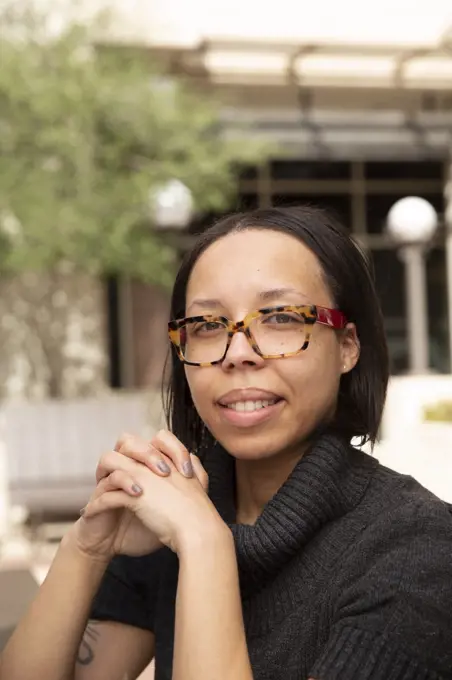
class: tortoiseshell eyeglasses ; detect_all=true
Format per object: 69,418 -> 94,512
168,304 -> 348,367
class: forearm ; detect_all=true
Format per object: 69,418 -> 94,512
0,533 -> 108,680
173,525 -> 253,680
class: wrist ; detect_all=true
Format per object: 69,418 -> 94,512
176,517 -> 233,558
60,529 -> 112,571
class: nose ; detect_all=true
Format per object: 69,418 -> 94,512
222,329 -> 265,370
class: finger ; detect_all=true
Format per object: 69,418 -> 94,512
95,446 -> 169,485
114,432 -> 148,455
114,433 -> 172,479
83,489 -> 134,519
114,432 -> 133,452
150,429 -> 193,478
96,450 -> 140,484
89,470 -> 142,505
190,453 -> 209,492
106,469 -> 143,496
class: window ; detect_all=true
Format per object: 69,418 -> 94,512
270,160 -> 351,181
371,250 -> 407,374
426,247 -> 449,373
365,161 -> 444,181
271,194 -> 352,227
236,193 -> 259,211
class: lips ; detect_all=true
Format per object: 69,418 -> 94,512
216,393 -> 285,428
218,388 -> 283,407
224,399 -> 278,412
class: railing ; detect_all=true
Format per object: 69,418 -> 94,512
1,390 -> 164,518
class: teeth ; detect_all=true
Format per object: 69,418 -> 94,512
226,399 -> 277,412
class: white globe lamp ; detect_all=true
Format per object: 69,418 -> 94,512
150,179 -> 194,231
387,196 -> 438,246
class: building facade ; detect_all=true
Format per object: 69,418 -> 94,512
99,0 -> 452,385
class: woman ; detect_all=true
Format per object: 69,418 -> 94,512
2,206 -> 452,680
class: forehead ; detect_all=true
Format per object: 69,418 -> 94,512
186,229 -> 330,307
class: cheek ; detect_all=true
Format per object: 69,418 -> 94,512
283,338 -> 342,408
184,366 -> 213,415
287,335 -> 340,381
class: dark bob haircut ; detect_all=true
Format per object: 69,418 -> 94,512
164,206 -> 389,455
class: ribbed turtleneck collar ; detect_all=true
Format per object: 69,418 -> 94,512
204,433 -> 377,596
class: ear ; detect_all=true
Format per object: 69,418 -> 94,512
340,323 -> 360,374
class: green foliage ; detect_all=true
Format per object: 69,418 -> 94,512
0,4 -> 267,286
423,400 -> 452,423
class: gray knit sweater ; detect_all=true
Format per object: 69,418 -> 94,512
91,434 -> 452,679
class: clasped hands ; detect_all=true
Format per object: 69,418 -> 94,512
75,430 -> 226,561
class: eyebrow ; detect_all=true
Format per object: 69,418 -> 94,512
186,288 -> 309,314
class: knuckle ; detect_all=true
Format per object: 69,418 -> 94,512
154,429 -> 187,452
108,470 -> 123,487
116,432 -> 135,452
120,433 -> 149,456
115,431 -> 132,450
146,448 -> 161,463
102,450 -> 117,468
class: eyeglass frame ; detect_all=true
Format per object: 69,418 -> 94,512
168,304 -> 348,367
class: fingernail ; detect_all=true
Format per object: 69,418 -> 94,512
79,507 -> 85,516
131,484 -> 143,495
157,459 -> 171,474
183,460 -> 194,478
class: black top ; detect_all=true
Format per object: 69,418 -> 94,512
91,434 -> 452,680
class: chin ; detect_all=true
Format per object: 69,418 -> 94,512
215,430 -> 294,461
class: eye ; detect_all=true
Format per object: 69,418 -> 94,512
192,320 -> 224,334
262,312 -> 304,326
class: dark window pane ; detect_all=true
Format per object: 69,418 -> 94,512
365,161 -> 444,181
371,249 -> 408,375
237,164 -> 258,181
106,277 -> 121,388
427,247 -> 450,372
236,193 -> 258,210
270,160 -> 351,181
271,194 -> 352,227
366,193 -> 444,234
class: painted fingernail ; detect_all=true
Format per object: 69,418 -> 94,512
183,460 -> 194,478
157,459 -> 171,474
131,484 -> 143,495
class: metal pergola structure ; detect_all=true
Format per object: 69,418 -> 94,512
190,34 -> 452,89
146,34 -> 452,159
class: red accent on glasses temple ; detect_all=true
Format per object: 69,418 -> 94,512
316,307 -> 347,329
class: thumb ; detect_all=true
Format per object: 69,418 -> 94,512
190,453 -> 209,492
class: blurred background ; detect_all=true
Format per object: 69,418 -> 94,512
1,0 -> 452,672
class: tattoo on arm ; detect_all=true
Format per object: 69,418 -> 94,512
77,621 -> 101,666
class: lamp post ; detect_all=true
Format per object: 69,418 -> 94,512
118,180 -> 194,388
387,196 -> 438,374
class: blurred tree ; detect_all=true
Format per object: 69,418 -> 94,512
0,2 -> 266,398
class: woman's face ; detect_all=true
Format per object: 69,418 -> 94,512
184,229 -> 360,460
